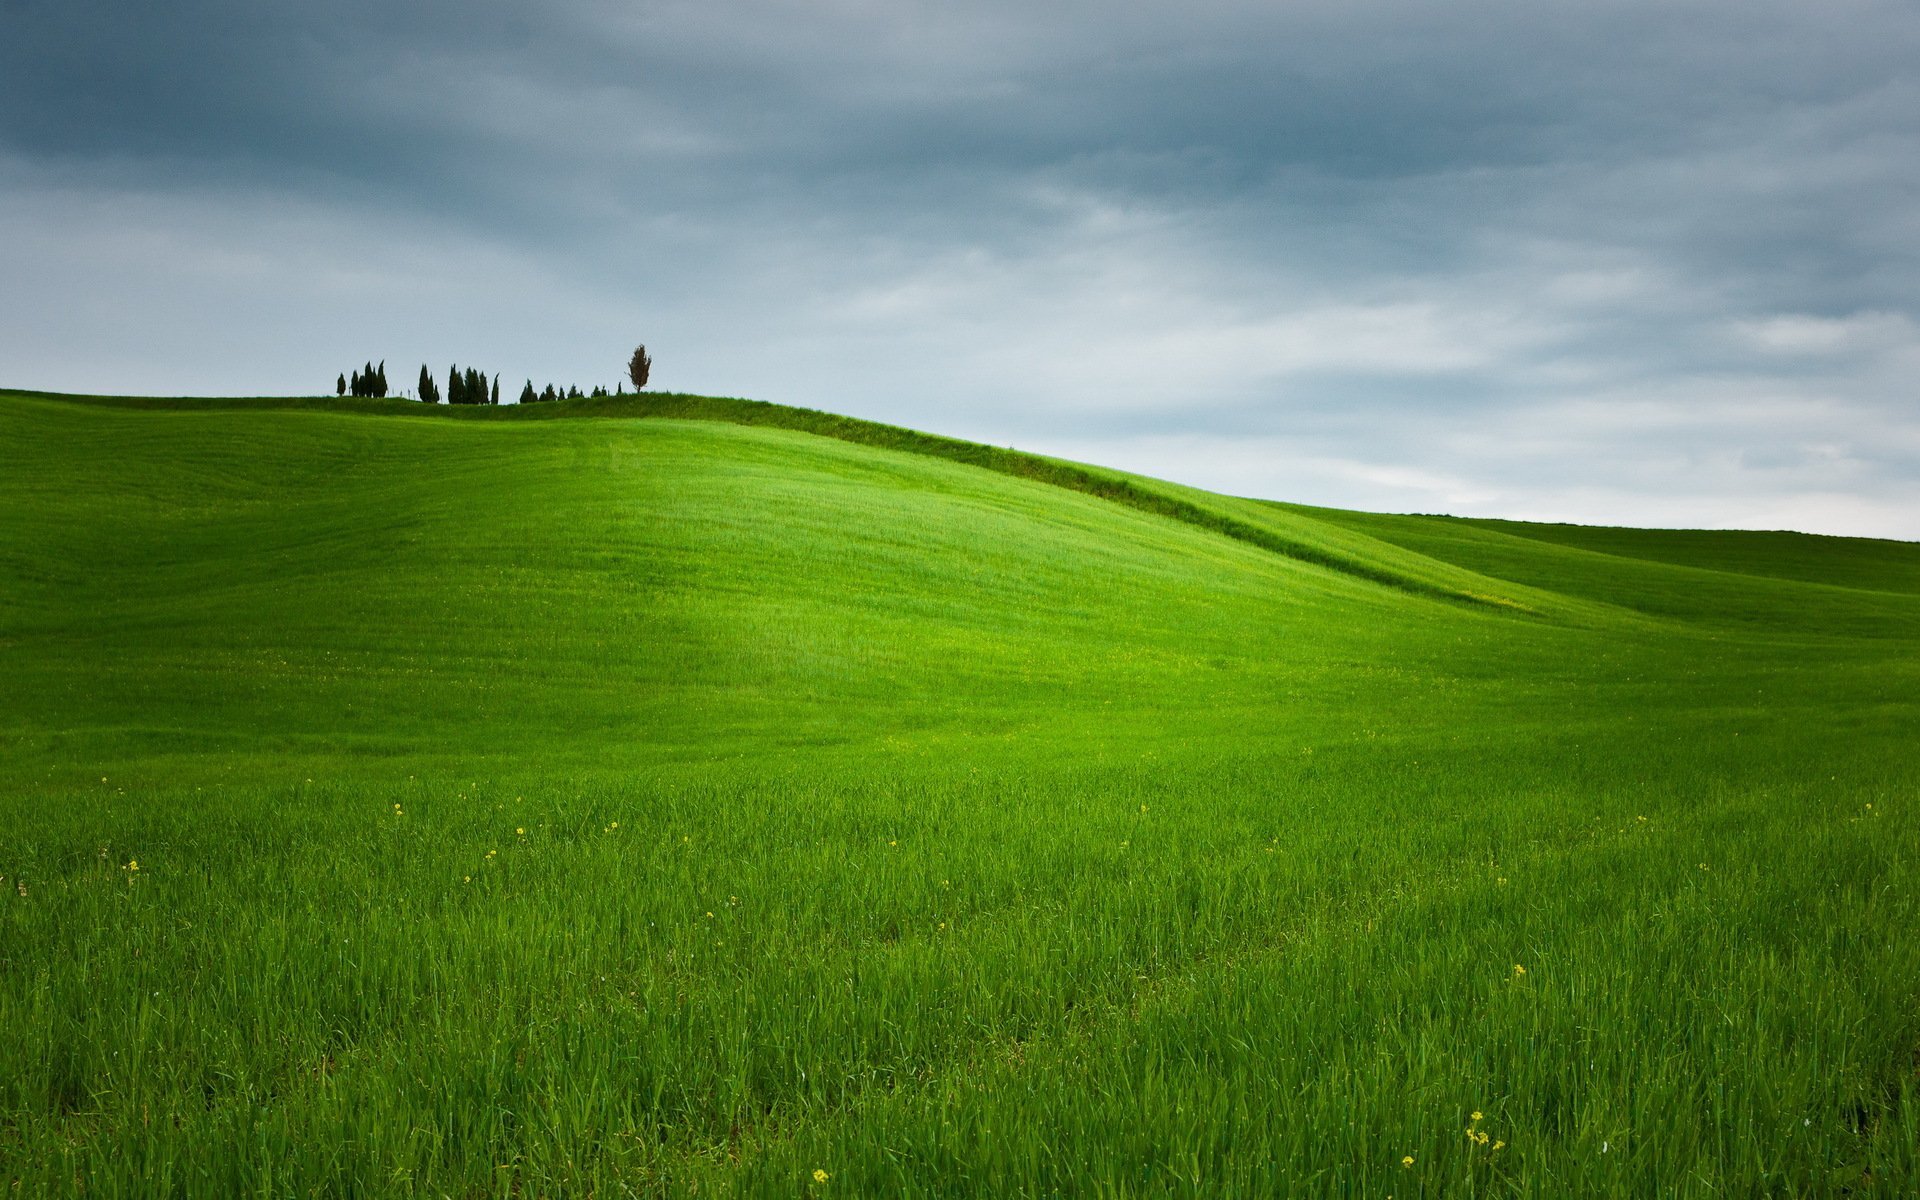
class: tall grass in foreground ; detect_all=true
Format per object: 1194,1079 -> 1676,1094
2,390 -> 1917,1195
4,741 -> 1915,1196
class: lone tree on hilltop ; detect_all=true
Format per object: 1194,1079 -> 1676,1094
336,373 -> 346,396
628,344 -> 651,391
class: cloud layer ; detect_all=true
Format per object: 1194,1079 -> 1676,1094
5,0 -> 1918,536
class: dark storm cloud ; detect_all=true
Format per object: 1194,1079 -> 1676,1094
10,3 -> 1904,196
5,1 -> 1919,534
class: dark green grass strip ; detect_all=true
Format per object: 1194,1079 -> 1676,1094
8,388 -> 1494,609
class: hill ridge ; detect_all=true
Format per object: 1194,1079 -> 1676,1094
5,388 -> 1513,611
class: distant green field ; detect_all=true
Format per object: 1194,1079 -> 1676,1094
2,388 -> 1916,1197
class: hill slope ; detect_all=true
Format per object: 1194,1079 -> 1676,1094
2,389 -> 1917,1197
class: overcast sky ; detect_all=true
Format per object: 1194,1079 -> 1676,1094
5,1 -> 1918,537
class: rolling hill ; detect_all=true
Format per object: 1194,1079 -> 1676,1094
2,388 -> 1917,1196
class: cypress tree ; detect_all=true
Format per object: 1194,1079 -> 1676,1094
448,365 -> 462,406
490,375 -> 500,406
519,380 -> 536,405
337,373 -> 346,396
376,361 -> 388,398
349,369 -> 361,397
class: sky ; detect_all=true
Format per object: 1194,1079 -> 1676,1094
4,1 -> 1918,537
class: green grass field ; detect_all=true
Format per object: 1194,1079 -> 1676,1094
2,388 -> 1917,1197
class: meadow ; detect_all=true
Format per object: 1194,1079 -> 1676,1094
1,387 -> 1917,1197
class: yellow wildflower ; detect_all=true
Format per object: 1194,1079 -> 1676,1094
813,1168 -> 829,1183
1401,1155 -> 1415,1168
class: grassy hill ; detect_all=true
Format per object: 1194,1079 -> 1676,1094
2,388 -> 1917,1197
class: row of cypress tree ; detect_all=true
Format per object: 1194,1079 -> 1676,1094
339,362 -> 388,397
334,363 -> 625,405
431,365 -> 497,406
519,382 -> 621,404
